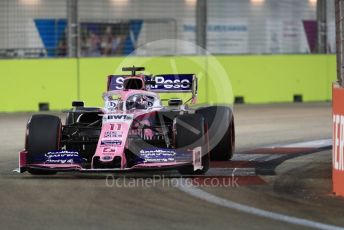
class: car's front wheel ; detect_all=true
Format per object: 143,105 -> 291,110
26,114 -> 61,175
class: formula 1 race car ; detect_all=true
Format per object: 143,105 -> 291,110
18,67 -> 235,175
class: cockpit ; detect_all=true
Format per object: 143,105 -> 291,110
126,94 -> 156,110
104,92 -> 161,112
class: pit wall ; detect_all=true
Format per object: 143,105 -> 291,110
0,55 -> 336,112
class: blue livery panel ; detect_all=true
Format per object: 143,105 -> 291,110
108,74 -> 194,92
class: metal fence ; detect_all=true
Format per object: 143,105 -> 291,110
0,0 -> 337,58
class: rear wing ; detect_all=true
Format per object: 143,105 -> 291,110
107,74 -> 198,95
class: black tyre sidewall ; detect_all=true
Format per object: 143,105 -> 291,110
196,106 -> 235,161
27,115 -> 61,174
174,114 -> 209,175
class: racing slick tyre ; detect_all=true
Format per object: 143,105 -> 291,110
26,115 -> 62,175
196,106 -> 235,161
174,114 -> 210,175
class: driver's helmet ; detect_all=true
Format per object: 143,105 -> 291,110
126,94 -> 152,110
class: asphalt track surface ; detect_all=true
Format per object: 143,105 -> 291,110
1,103 -> 343,230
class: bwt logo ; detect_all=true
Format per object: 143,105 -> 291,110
107,114 -> 132,120
333,114 -> 344,171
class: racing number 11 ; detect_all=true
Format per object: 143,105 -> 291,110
110,124 -> 121,131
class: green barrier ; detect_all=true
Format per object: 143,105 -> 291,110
210,55 -> 337,103
0,59 -> 78,112
0,55 -> 337,112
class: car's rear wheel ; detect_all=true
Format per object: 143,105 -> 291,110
174,114 -> 209,175
26,114 -> 61,175
196,106 -> 235,161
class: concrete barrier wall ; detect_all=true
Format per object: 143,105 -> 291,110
213,55 -> 336,103
0,59 -> 78,112
0,55 -> 336,112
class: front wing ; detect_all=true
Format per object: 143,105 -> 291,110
16,147 -> 203,173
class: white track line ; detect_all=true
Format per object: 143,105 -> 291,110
266,138 -> 332,149
281,139 -> 332,148
177,181 -> 344,230
206,168 -> 255,176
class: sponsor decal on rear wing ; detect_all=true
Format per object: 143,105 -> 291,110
107,74 -> 198,94
149,74 -> 196,93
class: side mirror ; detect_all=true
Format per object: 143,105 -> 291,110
72,101 -> 84,107
168,98 -> 183,106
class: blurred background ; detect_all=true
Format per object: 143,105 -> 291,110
0,0 -> 336,111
